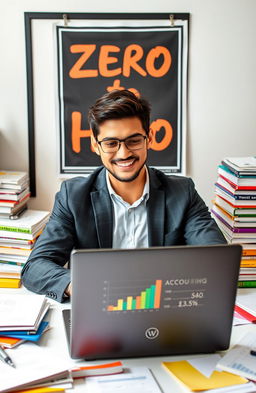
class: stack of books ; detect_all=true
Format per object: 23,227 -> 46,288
0,294 -> 73,392
0,170 -> 30,218
0,209 -> 50,288
211,157 -> 256,288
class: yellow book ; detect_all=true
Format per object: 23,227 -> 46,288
14,388 -> 65,393
162,360 -> 248,391
0,277 -> 21,288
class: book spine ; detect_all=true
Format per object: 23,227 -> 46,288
221,161 -> 240,176
0,226 -> 31,234
238,281 -> 256,288
234,195 -> 256,200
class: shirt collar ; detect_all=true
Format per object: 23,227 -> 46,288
106,166 -> 150,205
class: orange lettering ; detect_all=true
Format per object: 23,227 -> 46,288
123,45 -> 147,77
150,119 -> 173,151
69,45 -> 98,78
72,112 -> 92,153
146,47 -> 171,77
99,45 -> 121,77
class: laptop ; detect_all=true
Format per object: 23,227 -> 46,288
63,244 -> 242,360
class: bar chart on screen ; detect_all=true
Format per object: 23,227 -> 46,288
103,279 -> 162,312
102,277 -> 206,313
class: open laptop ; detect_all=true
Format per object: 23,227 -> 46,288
63,244 -> 242,360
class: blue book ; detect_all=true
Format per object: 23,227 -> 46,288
0,321 -> 49,341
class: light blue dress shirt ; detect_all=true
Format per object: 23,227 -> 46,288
106,168 -> 149,249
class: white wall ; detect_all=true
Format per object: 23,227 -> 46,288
1,0 -> 256,212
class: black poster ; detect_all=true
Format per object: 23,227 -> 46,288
56,22 -> 188,174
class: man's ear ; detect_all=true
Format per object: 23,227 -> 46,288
91,133 -> 100,156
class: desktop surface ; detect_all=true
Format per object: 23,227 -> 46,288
0,286 -> 254,393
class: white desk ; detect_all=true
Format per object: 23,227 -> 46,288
1,287 -> 255,392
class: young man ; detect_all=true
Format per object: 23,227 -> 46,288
21,90 -> 226,302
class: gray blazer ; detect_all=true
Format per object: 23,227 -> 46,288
21,167 -> 226,302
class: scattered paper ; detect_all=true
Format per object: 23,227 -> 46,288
0,342 -> 72,392
85,367 -> 162,393
217,332 -> 256,381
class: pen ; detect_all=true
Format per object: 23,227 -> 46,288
0,345 -> 15,368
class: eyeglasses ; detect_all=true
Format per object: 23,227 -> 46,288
96,134 -> 147,153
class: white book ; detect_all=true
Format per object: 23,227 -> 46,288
0,170 -> 28,185
224,157 -> 256,171
0,188 -> 30,201
0,209 -> 50,233
0,342 -> 71,392
0,293 -> 49,331
0,254 -> 28,263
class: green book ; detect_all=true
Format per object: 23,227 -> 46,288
238,280 -> 256,288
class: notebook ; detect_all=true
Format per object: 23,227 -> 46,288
63,244 -> 241,360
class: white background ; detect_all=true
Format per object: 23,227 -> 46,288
0,0 -> 256,212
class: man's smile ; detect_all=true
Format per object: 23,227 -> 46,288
111,157 -> 139,169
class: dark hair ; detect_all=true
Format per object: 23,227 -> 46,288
88,89 -> 151,138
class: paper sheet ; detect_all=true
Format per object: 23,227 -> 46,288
85,367 -> 162,393
217,332 -> 256,381
0,342 -> 72,392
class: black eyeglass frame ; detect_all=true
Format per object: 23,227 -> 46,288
96,133 -> 148,153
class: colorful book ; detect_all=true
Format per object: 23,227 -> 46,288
0,263 -> 22,278
0,321 -> 50,341
215,188 -> 256,206
0,209 -> 50,234
238,281 -> 256,288
212,209 -> 256,233
218,165 -> 256,186
215,182 -> 256,200
0,246 -> 31,256
71,361 -> 123,378
214,195 -> 256,216
0,197 -> 29,214
0,277 -> 21,288
216,176 -> 256,194
0,335 -> 24,348
222,157 -> 256,176
0,188 -> 30,201
212,204 -> 256,228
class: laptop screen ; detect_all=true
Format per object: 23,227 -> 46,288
67,244 -> 241,359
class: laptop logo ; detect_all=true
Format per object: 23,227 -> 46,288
145,327 -> 159,340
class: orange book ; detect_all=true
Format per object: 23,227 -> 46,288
243,250 -> 256,256
0,335 -> 24,348
71,361 -> 123,378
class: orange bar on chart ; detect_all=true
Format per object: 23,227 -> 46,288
154,280 -> 162,308
136,295 -> 141,309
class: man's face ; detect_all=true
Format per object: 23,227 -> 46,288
91,117 -> 152,183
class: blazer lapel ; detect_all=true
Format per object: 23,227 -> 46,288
147,168 -> 165,247
91,169 -> 113,248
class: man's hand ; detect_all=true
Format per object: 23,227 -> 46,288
65,282 -> 72,297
